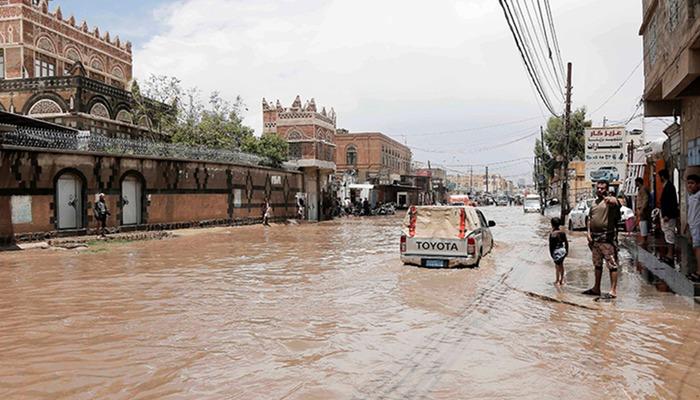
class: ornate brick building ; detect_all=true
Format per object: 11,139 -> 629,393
0,0 -> 165,139
263,95 -> 336,221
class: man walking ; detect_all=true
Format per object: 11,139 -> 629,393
94,193 -> 110,237
262,199 -> 272,226
635,177 -> 651,248
686,174 -> 700,281
583,180 -> 622,299
659,169 -> 679,263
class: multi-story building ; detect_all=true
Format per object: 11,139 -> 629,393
335,131 -> 412,184
0,0 -> 166,139
639,0 -> 700,228
262,95 -> 336,221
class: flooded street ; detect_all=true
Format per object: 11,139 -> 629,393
1,207 -> 699,399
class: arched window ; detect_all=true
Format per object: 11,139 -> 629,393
36,36 -> 56,53
346,145 -> 357,166
287,130 -> 303,140
90,57 -> 104,71
90,102 -> 110,119
65,47 -> 81,62
28,99 -> 62,115
115,110 -> 133,124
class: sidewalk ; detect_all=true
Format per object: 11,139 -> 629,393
620,232 -> 700,299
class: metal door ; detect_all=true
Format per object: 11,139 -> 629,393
307,193 -> 318,221
57,175 -> 81,229
122,176 -> 141,225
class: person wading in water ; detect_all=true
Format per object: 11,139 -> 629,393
94,193 -> 110,237
583,180 -> 622,299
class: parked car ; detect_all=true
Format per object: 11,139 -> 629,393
495,196 -> 509,206
523,194 -> 541,213
568,199 -> 594,230
589,166 -> 620,182
568,198 -> 636,231
400,205 -> 495,268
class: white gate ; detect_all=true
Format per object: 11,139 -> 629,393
121,176 -> 142,225
57,174 -> 81,229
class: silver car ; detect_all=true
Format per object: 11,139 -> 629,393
568,199 -> 635,231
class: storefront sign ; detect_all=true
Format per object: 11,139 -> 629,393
585,127 -> 627,184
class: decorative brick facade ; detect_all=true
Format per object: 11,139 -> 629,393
262,95 -> 337,221
0,0 -> 166,139
263,95 -> 336,165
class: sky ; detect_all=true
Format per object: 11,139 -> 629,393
55,0 -> 668,182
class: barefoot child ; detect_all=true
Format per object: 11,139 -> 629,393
549,217 -> 569,285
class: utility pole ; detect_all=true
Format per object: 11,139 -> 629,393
469,166 -> 473,195
540,126 -> 545,215
560,62 -> 573,222
485,166 -> 489,193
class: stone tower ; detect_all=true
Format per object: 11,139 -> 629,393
262,95 -> 337,221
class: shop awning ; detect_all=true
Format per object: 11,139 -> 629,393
349,184 -> 374,190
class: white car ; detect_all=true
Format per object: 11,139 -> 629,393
523,195 -> 541,213
400,205 -> 495,268
568,199 -> 635,231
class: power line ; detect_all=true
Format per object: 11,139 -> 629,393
590,58 -> 643,115
514,0 -> 564,99
499,0 -> 558,116
390,116 -> 545,138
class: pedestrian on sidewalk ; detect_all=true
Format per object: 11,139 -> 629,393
685,174 -> 700,281
549,217 -> 568,286
635,177 -> 651,249
659,169 -> 679,263
262,199 -> 272,226
583,180 -> 623,299
93,193 -> 110,237
296,197 -> 305,220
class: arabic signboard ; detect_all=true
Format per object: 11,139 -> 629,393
585,127 -> 627,184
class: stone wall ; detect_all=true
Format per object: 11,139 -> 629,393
0,146 -> 303,243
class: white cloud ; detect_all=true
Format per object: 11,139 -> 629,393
134,0 -> 650,177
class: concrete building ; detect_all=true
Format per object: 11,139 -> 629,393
0,0 -> 166,139
639,0 -> 700,229
262,96 -> 336,221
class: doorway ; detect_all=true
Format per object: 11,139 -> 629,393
121,175 -> 143,225
56,173 -> 83,230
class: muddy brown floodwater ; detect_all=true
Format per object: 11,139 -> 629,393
1,207 -> 699,399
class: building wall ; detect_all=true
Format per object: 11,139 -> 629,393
262,96 -> 337,163
335,132 -> 412,182
0,0 -> 132,86
0,147 -> 303,243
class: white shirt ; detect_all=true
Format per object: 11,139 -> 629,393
688,191 -> 700,228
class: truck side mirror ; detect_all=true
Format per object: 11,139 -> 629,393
488,220 -> 496,227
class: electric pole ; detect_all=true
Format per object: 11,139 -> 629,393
469,166 -> 473,195
540,126 -> 545,215
485,166 -> 489,193
560,62 -> 573,222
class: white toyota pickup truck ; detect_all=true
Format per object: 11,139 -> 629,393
400,205 -> 495,268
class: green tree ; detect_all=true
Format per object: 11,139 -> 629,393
132,75 -> 288,166
535,107 -> 592,179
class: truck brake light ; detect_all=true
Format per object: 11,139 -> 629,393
467,236 -> 476,255
400,235 -> 406,253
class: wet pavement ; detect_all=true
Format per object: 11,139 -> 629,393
1,206 -> 699,399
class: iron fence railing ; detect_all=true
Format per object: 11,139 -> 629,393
1,127 -> 274,167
